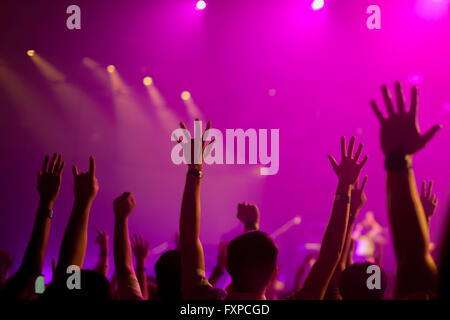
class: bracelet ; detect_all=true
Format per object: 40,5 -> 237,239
187,168 -> 202,178
384,151 -> 412,171
335,194 -> 351,204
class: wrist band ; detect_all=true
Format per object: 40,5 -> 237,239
335,194 -> 351,204
385,151 -> 412,171
187,168 -> 202,178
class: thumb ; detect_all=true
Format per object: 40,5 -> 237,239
422,124 -> 442,145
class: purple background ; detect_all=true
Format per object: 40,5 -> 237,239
0,0 -> 449,293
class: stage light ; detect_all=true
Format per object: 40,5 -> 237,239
408,73 -> 423,85
181,90 -> 191,101
27,50 -> 35,57
107,65 -> 116,73
268,88 -> 276,97
312,0 -> 324,10
143,76 -> 153,86
196,0 -> 207,10
294,216 -> 302,225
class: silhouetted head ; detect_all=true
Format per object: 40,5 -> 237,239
339,262 -> 387,300
155,250 -> 182,300
226,231 -> 278,294
41,270 -> 111,300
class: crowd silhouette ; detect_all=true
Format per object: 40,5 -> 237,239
0,82 -> 447,300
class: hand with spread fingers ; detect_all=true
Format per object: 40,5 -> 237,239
420,181 -> 438,223
370,82 -> 442,155
328,136 -> 368,186
38,153 -> 65,207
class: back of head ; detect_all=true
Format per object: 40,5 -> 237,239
339,262 -> 387,300
41,270 -> 111,300
227,231 -> 278,293
155,250 -> 182,300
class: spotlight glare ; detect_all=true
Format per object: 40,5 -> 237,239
294,216 -> 302,225
312,0 -> 324,10
143,76 -> 153,86
181,90 -> 191,101
196,0 -> 207,10
107,65 -> 116,73
27,50 -> 35,57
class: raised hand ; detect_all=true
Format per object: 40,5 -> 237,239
95,227 -> 109,251
420,181 -> 438,221
114,192 -> 136,219
176,119 -> 214,171
350,176 -> 368,214
237,202 -> 260,231
131,234 -> 150,262
72,156 -> 98,204
328,136 -> 368,186
370,82 -> 442,155
38,153 -> 65,207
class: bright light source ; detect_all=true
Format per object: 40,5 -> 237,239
181,90 -> 191,101
143,76 -> 153,86
268,88 -> 276,96
27,50 -> 35,57
294,216 -> 302,225
312,0 -> 324,10
196,0 -> 207,10
107,65 -> 116,73
408,73 -> 423,85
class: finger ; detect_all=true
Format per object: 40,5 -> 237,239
410,86 -> 418,118
426,181 -> 433,198
72,165 -> 79,178
328,155 -> 339,172
180,122 -> 192,140
360,175 -> 368,192
395,82 -> 405,113
359,155 -> 368,168
432,195 -> 438,206
49,153 -> 58,174
420,181 -> 425,199
341,136 -> 347,159
354,143 -> 363,162
431,194 -> 436,203
348,136 -> 355,159
54,154 -> 62,175
42,155 -> 49,174
203,120 -> 211,142
89,156 -> 95,179
382,85 -> 395,116
422,124 -> 442,146
203,138 -> 215,159
57,161 -> 65,176
370,100 -> 384,122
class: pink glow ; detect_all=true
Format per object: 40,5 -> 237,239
416,0 -> 449,20
408,73 -> 423,85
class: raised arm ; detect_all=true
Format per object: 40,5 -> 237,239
1,154 -> 64,299
93,227 -> 109,278
113,192 -> 143,300
325,176 -> 367,298
56,156 -> 98,277
131,234 -> 150,299
370,82 -> 441,298
293,136 -> 367,300
177,120 -> 213,299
